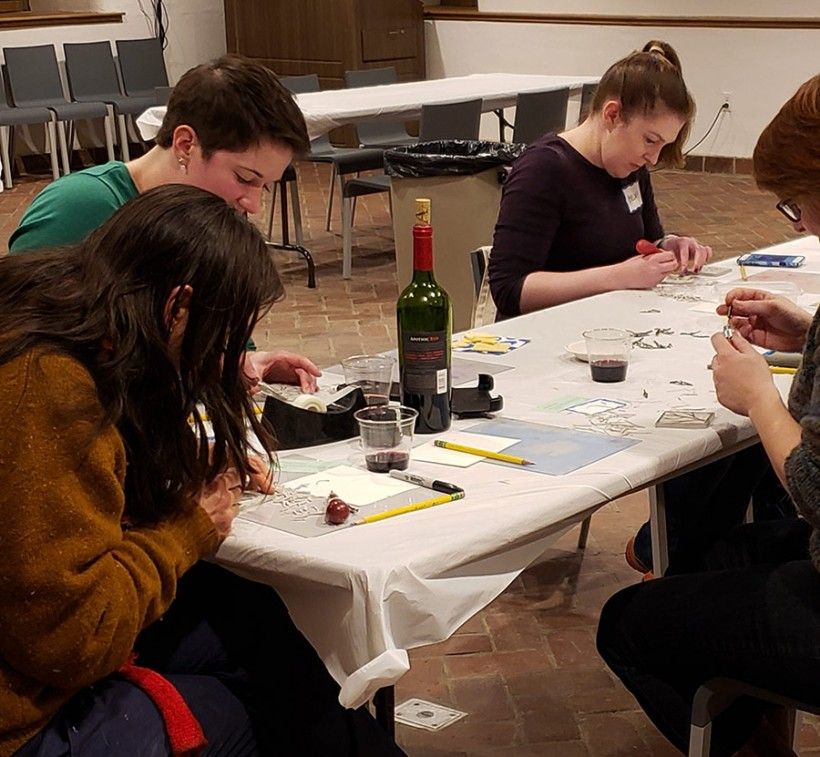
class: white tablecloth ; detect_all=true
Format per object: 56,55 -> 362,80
136,73 -> 599,142
217,234 -> 820,708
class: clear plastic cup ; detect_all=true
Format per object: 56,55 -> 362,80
583,328 -> 631,383
354,405 -> 417,473
341,354 -> 395,406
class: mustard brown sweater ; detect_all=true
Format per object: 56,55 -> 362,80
0,348 -> 219,756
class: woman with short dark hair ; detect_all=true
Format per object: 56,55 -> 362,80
9,53 -> 320,394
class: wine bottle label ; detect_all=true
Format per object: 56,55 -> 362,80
401,330 -> 450,393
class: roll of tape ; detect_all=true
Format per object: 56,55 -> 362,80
291,394 -> 327,413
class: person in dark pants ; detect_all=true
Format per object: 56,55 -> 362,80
18,563 -> 404,757
599,520 -> 819,756
597,74 -> 820,755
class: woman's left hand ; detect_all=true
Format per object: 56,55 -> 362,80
243,350 -> 321,393
245,452 -> 275,494
710,330 -> 777,416
660,234 -> 713,273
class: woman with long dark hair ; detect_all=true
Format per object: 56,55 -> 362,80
0,185 -> 404,756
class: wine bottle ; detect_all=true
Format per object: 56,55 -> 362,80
397,198 -> 452,433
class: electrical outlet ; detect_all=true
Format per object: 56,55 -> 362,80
722,91 -> 732,111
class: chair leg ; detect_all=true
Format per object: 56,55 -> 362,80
289,178 -> 304,245
792,710 -> 802,751
577,515 -> 592,550
324,164 -> 337,232
117,113 -> 131,162
649,484 -> 669,576
266,181 -> 278,241
56,120 -> 70,175
342,194 -> 354,279
103,110 -> 115,162
688,723 -> 710,757
0,125 -> 12,189
45,121 -> 60,181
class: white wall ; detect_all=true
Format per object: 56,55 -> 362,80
479,0 -> 819,17
425,19 -> 820,157
163,0 -> 226,83
1,0 -> 153,55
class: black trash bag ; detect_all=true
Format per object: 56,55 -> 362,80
384,140 -> 526,178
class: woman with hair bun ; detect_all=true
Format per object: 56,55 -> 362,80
597,75 -> 820,757
489,40 -> 712,320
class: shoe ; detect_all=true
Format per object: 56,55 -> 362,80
625,536 -> 652,575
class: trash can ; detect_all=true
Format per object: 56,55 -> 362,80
385,141 -> 525,332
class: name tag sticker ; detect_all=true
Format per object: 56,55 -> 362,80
622,181 -> 643,213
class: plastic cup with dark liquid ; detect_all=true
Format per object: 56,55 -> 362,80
583,328 -> 631,383
354,405 -> 418,473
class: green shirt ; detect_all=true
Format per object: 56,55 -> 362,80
9,161 -> 139,253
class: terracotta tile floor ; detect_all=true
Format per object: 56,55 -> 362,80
2,162 -> 817,756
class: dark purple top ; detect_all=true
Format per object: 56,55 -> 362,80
489,133 -> 664,319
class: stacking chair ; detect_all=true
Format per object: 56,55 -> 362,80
512,88 -> 569,145
115,38 -> 169,100
340,98 -> 483,279
280,74 -> 385,233
344,67 -> 417,149
64,41 -> 158,162
579,81 -> 597,123
419,98 -> 482,142
265,163 -> 316,288
0,69 -> 60,189
689,678 -> 820,756
3,44 -> 115,176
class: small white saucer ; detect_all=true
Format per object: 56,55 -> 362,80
565,340 -> 588,362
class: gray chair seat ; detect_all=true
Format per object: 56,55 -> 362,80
26,100 -> 109,120
0,104 -> 53,126
342,174 -> 391,199
76,93 -> 157,117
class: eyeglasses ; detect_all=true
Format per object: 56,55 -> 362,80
776,199 -> 801,223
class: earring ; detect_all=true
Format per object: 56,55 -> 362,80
178,158 -> 188,175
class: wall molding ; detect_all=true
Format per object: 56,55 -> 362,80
0,10 -> 123,30
424,8 -> 820,29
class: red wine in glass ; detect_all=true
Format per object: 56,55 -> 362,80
365,451 -> 410,473
590,359 -> 628,383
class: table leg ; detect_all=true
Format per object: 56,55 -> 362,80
373,685 -> 396,741
493,108 -> 506,141
649,484 -> 669,576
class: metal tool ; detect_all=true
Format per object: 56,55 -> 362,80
723,303 -> 734,339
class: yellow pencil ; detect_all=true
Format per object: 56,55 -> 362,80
353,491 -> 465,525
433,440 -> 534,465
739,264 -> 748,281
770,366 -> 797,375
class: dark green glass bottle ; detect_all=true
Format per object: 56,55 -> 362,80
397,198 -> 452,433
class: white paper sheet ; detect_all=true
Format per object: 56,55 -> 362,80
412,431 -> 519,467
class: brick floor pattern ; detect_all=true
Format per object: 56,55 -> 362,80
2,163 -> 817,756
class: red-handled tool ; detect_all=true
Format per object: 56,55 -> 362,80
636,238 -> 663,255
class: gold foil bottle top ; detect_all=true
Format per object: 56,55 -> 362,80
414,198 -> 431,225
